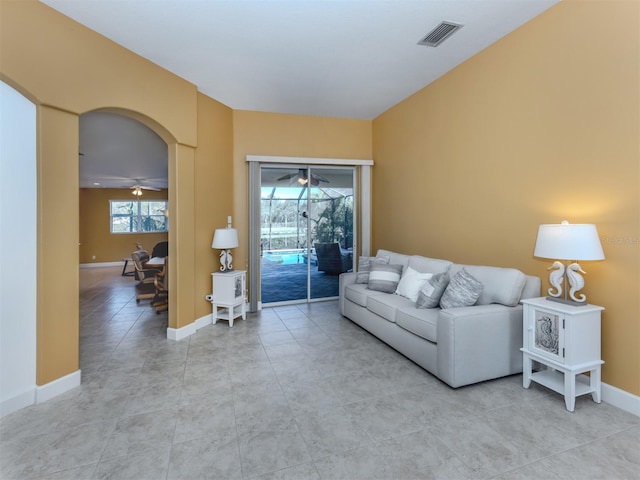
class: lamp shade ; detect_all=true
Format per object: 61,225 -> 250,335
534,223 -> 604,261
212,228 -> 239,249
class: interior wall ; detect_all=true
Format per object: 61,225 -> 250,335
193,93 -> 234,320
372,0 -> 639,395
231,110 -> 373,293
79,188 -> 169,264
0,1 -> 230,382
0,81 -> 37,416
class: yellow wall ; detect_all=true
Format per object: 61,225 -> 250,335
79,188 -> 169,264
231,110 -> 373,290
194,93 -> 234,320
373,1 -> 639,395
0,1 -> 232,382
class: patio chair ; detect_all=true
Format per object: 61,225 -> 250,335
314,242 -> 352,275
131,249 -> 163,301
151,257 -> 168,313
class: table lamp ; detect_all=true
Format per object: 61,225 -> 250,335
533,220 -> 604,305
212,216 -> 239,272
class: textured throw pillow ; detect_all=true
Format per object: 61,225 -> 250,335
416,271 -> 450,308
356,255 -> 390,284
367,262 -> 403,293
395,266 -> 433,302
439,268 -> 483,309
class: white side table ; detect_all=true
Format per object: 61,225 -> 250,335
521,297 -> 604,412
211,270 -> 246,327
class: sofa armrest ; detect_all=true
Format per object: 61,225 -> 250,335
339,272 -> 358,315
436,304 -> 523,388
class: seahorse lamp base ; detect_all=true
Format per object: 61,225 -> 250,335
545,295 -> 588,307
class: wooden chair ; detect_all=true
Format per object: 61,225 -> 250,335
314,242 -> 353,274
151,257 -> 168,313
131,249 -> 163,302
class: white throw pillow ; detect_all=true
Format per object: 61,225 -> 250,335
395,266 -> 433,302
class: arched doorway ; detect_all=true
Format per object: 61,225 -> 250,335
78,110 -> 169,375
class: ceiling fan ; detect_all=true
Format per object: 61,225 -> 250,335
277,168 -> 329,186
131,184 -> 161,196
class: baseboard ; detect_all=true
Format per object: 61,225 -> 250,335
602,382 -> 640,417
166,314 -> 212,341
3,370 -> 81,416
0,387 -> 36,417
80,261 -> 123,268
36,370 -> 81,404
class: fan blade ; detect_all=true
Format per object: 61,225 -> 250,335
310,173 -> 330,183
140,186 -> 161,191
277,172 -> 298,181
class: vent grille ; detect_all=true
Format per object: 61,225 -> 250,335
417,21 -> 463,47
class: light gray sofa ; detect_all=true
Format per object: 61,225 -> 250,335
339,249 -> 541,388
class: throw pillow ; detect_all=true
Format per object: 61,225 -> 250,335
439,268 -> 483,309
356,255 -> 390,284
395,266 -> 433,302
367,262 -> 403,294
416,271 -> 450,308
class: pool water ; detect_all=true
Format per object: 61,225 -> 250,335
263,250 -> 309,265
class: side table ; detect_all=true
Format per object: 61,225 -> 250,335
521,297 -> 604,412
211,270 -> 246,327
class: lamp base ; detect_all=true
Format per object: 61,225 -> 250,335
219,249 -> 234,272
545,296 -> 588,307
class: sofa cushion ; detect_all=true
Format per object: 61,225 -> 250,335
367,293 -> 414,323
396,307 -> 439,343
440,268 -> 483,309
408,255 -> 452,275
448,264 -> 527,307
376,250 -> 410,269
355,255 -> 390,284
395,266 -> 433,302
416,271 -> 450,309
367,262 -> 403,294
344,283 -> 379,307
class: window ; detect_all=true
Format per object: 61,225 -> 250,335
110,200 -> 168,234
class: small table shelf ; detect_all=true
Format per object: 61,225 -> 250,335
521,297 -> 604,412
211,270 -> 246,327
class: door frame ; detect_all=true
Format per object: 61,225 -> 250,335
247,155 -> 373,311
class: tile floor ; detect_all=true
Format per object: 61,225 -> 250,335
1,266 -> 638,479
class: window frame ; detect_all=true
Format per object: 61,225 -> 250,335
109,199 -> 169,234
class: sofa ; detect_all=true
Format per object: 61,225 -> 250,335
339,249 -> 540,388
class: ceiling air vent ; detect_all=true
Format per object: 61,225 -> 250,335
417,21 -> 463,47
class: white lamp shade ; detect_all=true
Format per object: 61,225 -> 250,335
212,228 -> 239,249
534,223 -> 604,261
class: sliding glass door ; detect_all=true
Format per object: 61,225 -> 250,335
259,165 -> 355,305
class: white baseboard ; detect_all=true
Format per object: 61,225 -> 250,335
2,370 -> 81,417
0,387 -> 36,417
602,382 -> 640,417
166,314 -> 213,341
36,370 -> 81,404
80,261 -> 123,268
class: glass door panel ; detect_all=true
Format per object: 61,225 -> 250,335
260,165 -> 309,304
308,167 -> 355,300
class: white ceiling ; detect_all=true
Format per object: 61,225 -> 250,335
44,0 -> 559,188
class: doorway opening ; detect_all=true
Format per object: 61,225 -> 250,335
259,165 -> 355,305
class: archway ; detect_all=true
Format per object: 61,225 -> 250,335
78,110 -> 169,371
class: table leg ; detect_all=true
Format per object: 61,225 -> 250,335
591,367 -> 602,403
522,354 -> 533,389
564,372 -> 576,412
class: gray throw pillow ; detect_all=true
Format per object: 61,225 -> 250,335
416,272 -> 450,308
356,255 -> 390,284
367,262 -> 403,293
439,268 -> 483,309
